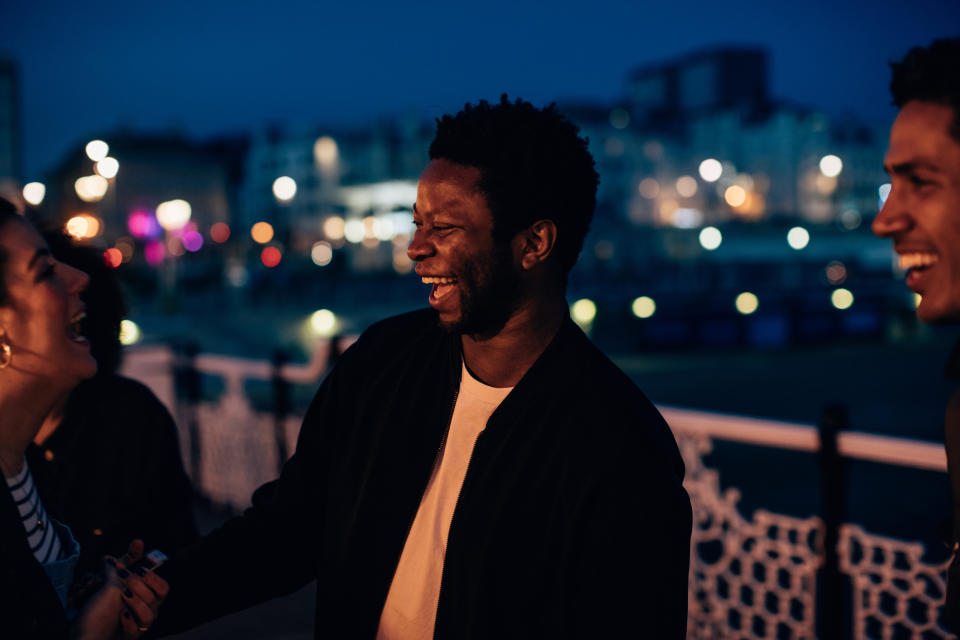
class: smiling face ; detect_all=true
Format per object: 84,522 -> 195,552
0,217 -> 96,389
408,159 -> 521,336
873,101 -> 960,323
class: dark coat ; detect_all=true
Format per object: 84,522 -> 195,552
0,479 -> 70,639
26,374 -> 198,579
155,309 -> 692,638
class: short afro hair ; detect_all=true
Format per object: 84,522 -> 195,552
429,95 -> 599,275
891,37 -> 960,142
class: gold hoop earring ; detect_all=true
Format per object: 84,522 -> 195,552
0,331 -> 10,370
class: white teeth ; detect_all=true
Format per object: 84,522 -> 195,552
899,253 -> 939,270
421,276 -> 457,285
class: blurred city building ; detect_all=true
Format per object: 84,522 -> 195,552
239,115 -> 430,274
0,58 -> 20,204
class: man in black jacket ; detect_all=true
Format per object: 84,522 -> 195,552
154,96 -> 691,638
872,38 -> 960,631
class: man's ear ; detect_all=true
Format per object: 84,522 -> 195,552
516,220 -> 558,271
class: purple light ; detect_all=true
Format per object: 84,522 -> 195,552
128,211 -> 162,239
145,240 -> 165,265
182,230 -> 204,252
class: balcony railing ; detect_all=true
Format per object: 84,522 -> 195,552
121,343 -> 954,639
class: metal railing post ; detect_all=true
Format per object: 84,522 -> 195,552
271,349 -> 291,475
173,341 -> 202,487
817,403 -> 848,639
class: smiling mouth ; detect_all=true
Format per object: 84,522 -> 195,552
421,275 -> 458,302
67,311 -> 88,344
899,253 -> 939,271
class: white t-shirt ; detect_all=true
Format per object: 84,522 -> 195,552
377,362 -> 513,640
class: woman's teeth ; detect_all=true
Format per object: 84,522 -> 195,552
68,311 -> 87,342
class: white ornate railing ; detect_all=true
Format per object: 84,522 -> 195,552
122,347 -> 954,639
664,406 -> 952,639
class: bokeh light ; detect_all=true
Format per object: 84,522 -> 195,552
210,222 -> 231,243
103,248 -> 122,268
831,288 -> 854,310
787,226 -> 810,250
735,292 -> 759,315
819,154 -> 843,178
119,319 -> 141,346
314,136 -> 339,169
130,211 -> 161,239
344,219 -> 365,243
182,230 -> 204,252
915,293 -> 922,308
144,241 -> 165,265
826,261 -> 847,284
638,178 -> 659,199
115,238 -> 135,262
311,241 -> 333,266
75,175 -> 109,202
571,298 -> 597,325
676,176 -> 698,198
66,214 -> 101,240
85,140 -> 109,162
632,296 -> 656,319
699,158 -> 722,182
724,185 -> 747,207
272,176 -> 297,202
699,226 -> 722,251
156,199 -> 192,230
261,246 -> 282,267
323,216 -> 346,241
310,309 -> 337,336
609,108 -> 630,129
95,157 -> 119,179
251,221 -> 275,244
22,182 -> 45,206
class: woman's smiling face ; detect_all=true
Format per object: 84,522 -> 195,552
0,216 -> 97,389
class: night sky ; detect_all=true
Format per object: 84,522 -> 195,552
2,0 -> 958,178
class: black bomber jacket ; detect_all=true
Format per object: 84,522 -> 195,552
155,308 -> 692,638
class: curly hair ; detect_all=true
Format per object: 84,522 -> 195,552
429,95 -> 599,276
891,37 -> 960,142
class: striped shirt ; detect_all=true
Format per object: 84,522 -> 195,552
6,463 -> 63,564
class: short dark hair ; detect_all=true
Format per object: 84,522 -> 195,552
429,95 -> 599,275
0,197 -> 22,306
891,38 -> 960,142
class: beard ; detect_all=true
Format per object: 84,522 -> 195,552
438,242 -> 520,339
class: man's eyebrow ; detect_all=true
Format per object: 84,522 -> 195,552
884,159 -> 944,174
28,247 -> 50,271
412,203 -> 419,214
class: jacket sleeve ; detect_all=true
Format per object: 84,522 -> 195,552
150,346 -> 357,635
567,442 -> 692,638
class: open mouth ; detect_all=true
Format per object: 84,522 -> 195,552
899,253 -> 939,292
67,311 -> 88,344
421,275 -> 458,302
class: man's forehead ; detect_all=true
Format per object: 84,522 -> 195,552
887,101 -> 960,163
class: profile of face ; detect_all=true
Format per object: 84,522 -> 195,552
873,101 -> 960,323
0,216 -> 97,389
408,159 -> 521,337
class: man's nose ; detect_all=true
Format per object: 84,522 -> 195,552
407,231 -> 434,261
872,190 -> 911,238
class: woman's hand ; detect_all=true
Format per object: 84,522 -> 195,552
74,540 -> 169,640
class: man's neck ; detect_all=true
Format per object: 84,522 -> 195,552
460,296 -> 567,388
